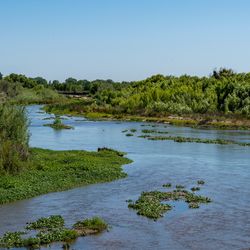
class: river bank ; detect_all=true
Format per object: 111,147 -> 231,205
0,147 -> 132,204
43,101 -> 250,130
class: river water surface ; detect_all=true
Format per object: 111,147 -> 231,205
0,105 -> 250,250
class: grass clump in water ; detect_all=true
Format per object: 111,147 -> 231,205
130,129 -> 137,133
146,135 -> 250,147
73,217 -> 108,235
44,116 -> 73,130
141,129 -> 168,134
162,183 -> 171,188
127,191 -> 172,220
26,215 -> 64,230
128,181 -> 212,220
191,186 -> 200,192
126,133 -> 133,137
197,180 -> 205,185
0,215 -> 107,249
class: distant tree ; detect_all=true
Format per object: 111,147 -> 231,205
33,77 -> 47,86
0,72 -> 3,80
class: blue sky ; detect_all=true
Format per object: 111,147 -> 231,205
0,0 -> 250,81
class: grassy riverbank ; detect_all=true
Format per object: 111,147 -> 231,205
44,100 -> 250,130
0,148 -> 132,204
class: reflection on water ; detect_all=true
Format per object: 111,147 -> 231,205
0,105 -> 249,250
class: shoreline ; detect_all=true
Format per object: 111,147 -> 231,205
43,103 -> 250,130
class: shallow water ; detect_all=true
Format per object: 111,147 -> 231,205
0,105 -> 250,250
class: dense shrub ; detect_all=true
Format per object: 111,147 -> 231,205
0,104 -> 29,174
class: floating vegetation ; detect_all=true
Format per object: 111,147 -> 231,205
0,215 -> 107,249
127,181 -> 212,220
130,129 -> 137,133
26,215 -> 64,230
126,133 -> 134,137
191,186 -> 200,192
122,129 -> 128,133
73,217 -> 108,235
197,180 -> 205,185
138,135 -> 151,138
141,129 -> 168,134
0,148 -> 131,204
144,135 -> 250,147
42,116 -> 55,120
162,183 -> 171,188
44,116 -> 73,130
176,185 -> 185,189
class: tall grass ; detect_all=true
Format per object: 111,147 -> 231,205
0,104 -> 29,174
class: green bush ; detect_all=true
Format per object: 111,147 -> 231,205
0,104 -> 29,174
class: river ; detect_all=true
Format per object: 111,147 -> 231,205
0,105 -> 249,250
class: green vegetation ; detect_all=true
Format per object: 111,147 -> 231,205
127,182 -> 212,219
0,104 -> 29,174
140,135 -> 250,147
42,68 -> 250,129
0,74 -> 63,104
26,215 -> 64,230
0,215 -> 107,249
126,133 -> 134,136
130,129 -> 137,132
0,148 -> 132,204
191,187 -> 200,192
1,70 -> 250,128
44,116 -> 73,130
197,180 -> 205,185
73,217 -> 108,235
142,129 -> 168,134
162,183 -> 172,188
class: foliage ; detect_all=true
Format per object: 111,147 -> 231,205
141,135 -> 250,146
44,116 -> 73,130
26,215 -> 65,230
0,148 -> 132,204
0,104 -> 29,174
73,217 -> 108,233
128,182 -> 212,219
0,215 -> 107,249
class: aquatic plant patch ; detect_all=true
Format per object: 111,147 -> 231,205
127,182 -> 212,220
141,129 -> 168,134
0,148 -> 132,204
141,135 -> 250,147
43,123 -> 73,130
0,215 -> 108,249
126,133 -> 134,136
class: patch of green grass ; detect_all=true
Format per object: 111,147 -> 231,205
128,182 -> 212,220
197,180 -> 205,185
26,215 -> 64,230
130,129 -> 137,133
191,186 -> 200,192
0,215 -> 107,249
43,116 -> 73,130
0,148 -> 132,204
146,135 -> 250,147
127,191 -> 172,219
73,217 -> 108,234
141,129 -> 168,134
162,183 -> 171,188
126,133 -> 133,137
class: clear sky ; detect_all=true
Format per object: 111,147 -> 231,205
0,0 -> 250,81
